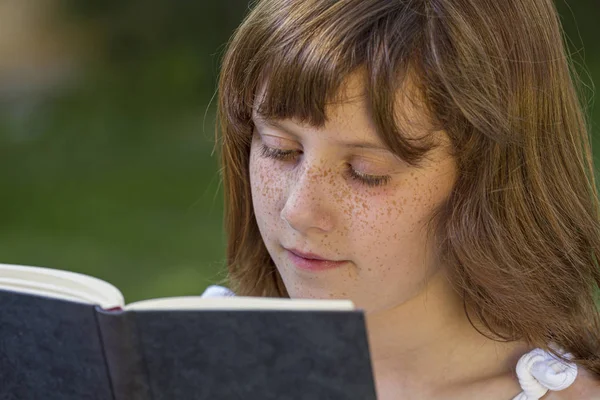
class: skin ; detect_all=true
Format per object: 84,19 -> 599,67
247,73 -> 597,399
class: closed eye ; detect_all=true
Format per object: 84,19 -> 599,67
259,144 -> 298,161
258,144 -> 391,188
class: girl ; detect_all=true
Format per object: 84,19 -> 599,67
211,0 -> 600,398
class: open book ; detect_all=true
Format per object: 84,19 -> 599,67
0,263 -> 377,400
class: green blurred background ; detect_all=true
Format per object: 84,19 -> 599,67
0,0 -> 598,303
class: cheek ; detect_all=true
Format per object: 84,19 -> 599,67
336,183 -> 410,239
342,173 -> 448,266
249,150 -> 286,224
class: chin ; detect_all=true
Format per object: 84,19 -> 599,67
284,284 -> 351,301
283,285 -> 335,299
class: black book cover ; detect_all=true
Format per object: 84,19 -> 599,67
0,291 -> 113,400
1,289 -> 378,400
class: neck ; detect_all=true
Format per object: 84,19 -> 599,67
364,272 -> 527,394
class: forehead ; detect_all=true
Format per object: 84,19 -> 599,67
253,73 -> 365,122
253,71 -> 434,142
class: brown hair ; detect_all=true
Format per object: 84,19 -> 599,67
216,0 -> 600,374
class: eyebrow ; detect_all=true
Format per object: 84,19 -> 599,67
253,117 -> 391,152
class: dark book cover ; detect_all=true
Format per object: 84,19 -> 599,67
0,291 -> 113,400
0,289 -> 378,400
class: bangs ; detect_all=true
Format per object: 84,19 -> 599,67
220,0 -> 437,165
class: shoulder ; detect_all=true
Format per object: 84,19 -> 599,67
543,367 -> 600,400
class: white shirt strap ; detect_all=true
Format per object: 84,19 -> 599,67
512,348 -> 578,400
201,284 -> 236,297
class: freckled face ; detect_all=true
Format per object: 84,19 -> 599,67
249,80 -> 457,312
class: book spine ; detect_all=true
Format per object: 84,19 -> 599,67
96,308 -> 152,400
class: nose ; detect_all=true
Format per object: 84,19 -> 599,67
280,163 -> 335,234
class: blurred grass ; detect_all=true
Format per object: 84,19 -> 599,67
0,0 -> 251,302
0,70 -> 227,302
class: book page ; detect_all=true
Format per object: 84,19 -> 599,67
126,296 -> 355,311
0,263 -> 124,309
0,263 -> 355,312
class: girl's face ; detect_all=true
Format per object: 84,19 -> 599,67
249,77 -> 457,312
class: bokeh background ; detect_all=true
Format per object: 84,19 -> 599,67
0,0 -> 599,303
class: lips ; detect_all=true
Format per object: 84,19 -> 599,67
286,248 -> 336,262
284,247 -> 347,272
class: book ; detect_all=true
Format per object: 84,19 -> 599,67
0,263 -> 377,400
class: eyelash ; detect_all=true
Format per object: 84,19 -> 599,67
259,144 -> 392,188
